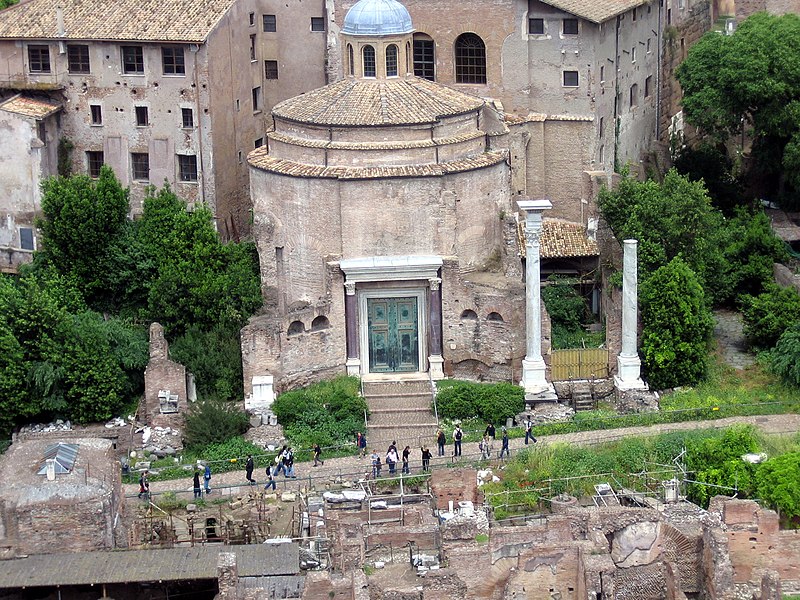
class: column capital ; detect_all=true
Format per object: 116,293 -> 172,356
429,277 -> 442,291
344,281 -> 356,296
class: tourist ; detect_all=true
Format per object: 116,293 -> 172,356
245,454 -> 256,485
357,432 -> 367,458
285,447 -> 296,478
453,425 -> 463,457
386,446 -> 399,475
387,440 -> 397,455
499,426 -> 510,458
370,449 -> 380,478
264,465 -> 277,491
203,463 -> 212,495
375,455 -> 382,478
479,435 -> 490,460
420,447 -> 432,472
524,416 -> 535,445
273,445 -> 288,477
313,443 -> 325,467
402,446 -> 411,474
193,470 -> 202,499
138,470 -> 150,500
484,422 -> 496,450
436,428 -> 446,456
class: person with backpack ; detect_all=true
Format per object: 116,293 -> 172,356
284,447 -> 296,478
420,447 -> 432,472
401,445 -> 411,474
357,432 -> 367,458
484,422 -> 496,450
273,445 -> 288,477
264,465 -> 277,490
203,463 -> 212,495
386,446 -> 398,475
453,425 -> 463,457
138,470 -> 150,500
499,426 -> 510,458
245,454 -> 256,485
313,443 -> 324,467
436,429 -> 446,456
524,416 -> 536,445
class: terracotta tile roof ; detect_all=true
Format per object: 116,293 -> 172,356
0,0 -> 236,42
268,130 -> 484,151
504,112 -> 594,125
539,0 -> 649,23
518,219 -> 599,258
272,76 -> 485,127
248,147 -> 507,178
0,95 -> 61,118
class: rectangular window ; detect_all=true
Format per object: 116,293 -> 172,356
19,227 -> 35,251
679,0 -> 685,8
645,75 -> 652,98
181,107 -> 194,128
238,151 -> 243,164
90,104 -> 102,125
162,46 -> 185,75
67,44 -> 90,74
86,151 -> 104,178
252,86 -> 261,112
255,138 -> 264,148
630,83 -> 639,107
28,45 -> 51,73
632,7 -> 637,20
599,116 -> 604,136
250,35 -> 256,61
631,47 -> 636,63
135,106 -> 149,126
121,46 -> 144,74
263,14 -> 276,32
264,59 -> 279,80
528,18 -> 544,35
311,17 -> 325,31
668,8 -> 672,24
178,154 -> 198,182
37,121 -> 46,143
131,153 -> 149,180
563,70 -> 579,87
249,11 -> 255,26
600,64 -> 605,82
562,18 -> 578,35
413,39 -> 435,81
647,38 -> 652,53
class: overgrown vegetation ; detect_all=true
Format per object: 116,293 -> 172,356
184,398 -> 250,450
435,380 -> 524,424
541,276 -> 602,349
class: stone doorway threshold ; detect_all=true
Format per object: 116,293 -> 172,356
361,372 -> 429,383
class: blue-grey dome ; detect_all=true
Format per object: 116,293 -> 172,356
342,0 -> 413,36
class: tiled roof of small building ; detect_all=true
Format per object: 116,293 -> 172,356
272,77 -> 484,127
268,129 -> 484,150
0,0 -> 236,42
248,147 -> 507,178
539,0 -> 649,24
518,220 -> 600,259
0,95 -> 61,118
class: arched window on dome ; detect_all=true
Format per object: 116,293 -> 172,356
386,44 -> 398,77
348,44 -> 354,76
413,33 -> 435,81
455,32 -> 486,84
363,45 -> 376,77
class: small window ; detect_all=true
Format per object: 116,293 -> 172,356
162,46 -> 185,75
632,7 -> 637,21
528,18 -> 544,35
249,11 -> 255,26
667,8 -> 672,24
600,64 -> 605,83
254,137 -> 263,148
238,151 -> 243,164
599,144 -> 604,164
386,44 -> 398,77
363,45 -> 376,77
37,121 -> 46,143
121,46 -> 144,74
86,151 -> 104,178
562,18 -> 578,35
264,60 -> 279,80
460,309 -> 478,320
599,116 -> 604,136
135,106 -> 149,126
631,47 -> 636,63
90,104 -> 102,126
311,315 -> 330,331
563,70 -> 579,87
178,154 -> 198,182
646,38 -> 652,53
67,44 -> 90,74
630,83 -> 638,107
131,153 -> 149,181
347,44 -> 354,76
263,14 -> 276,32
252,86 -> 261,112
181,107 -> 194,128
413,35 -> 435,81
288,320 -> 305,336
28,45 -> 51,73
487,312 -> 504,322
645,75 -> 652,98
19,227 -> 35,251
454,33 -> 486,84
249,35 -> 256,61
310,17 -> 325,31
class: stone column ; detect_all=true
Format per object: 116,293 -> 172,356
428,277 -> 444,379
614,239 -> 647,391
344,281 -> 361,376
517,199 -> 555,397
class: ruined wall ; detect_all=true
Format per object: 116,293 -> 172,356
735,0 -> 800,18
144,323 -> 189,426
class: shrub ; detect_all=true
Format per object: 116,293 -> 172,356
183,398 -> 249,450
435,380 -> 524,424
756,452 -> 800,520
771,324 -> 800,387
170,324 -> 244,401
742,284 -> 800,351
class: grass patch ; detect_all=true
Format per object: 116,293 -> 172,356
475,533 -> 489,543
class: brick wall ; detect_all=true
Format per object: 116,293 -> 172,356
144,323 -> 188,426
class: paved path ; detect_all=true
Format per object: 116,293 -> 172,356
713,309 -> 755,369
125,413 -> 800,498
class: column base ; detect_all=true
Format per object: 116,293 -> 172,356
520,357 -> 555,395
346,358 -> 361,377
428,355 -> 445,380
614,354 -> 648,391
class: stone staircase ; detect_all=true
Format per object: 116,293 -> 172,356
363,379 -> 439,451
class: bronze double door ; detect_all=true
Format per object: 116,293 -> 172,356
367,297 -> 419,372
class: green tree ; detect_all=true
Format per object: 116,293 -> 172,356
640,257 -> 714,390
741,284 -> 800,350
756,452 -> 800,519
771,323 -> 800,387
183,398 -> 250,450
676,13 -> 800,206
170,324 -> 245,400
672,142 -> 744,215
